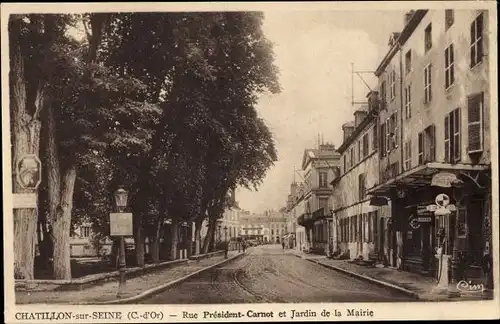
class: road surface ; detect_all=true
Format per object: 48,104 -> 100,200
140,245 -> 413,303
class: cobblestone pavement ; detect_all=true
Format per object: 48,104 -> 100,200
16,253 -> 238,304
140,245 -> 413,304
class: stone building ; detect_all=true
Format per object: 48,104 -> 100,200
367,9 -> 492,285
331,102 -> 391,261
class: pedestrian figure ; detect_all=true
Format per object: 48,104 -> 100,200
282,241 -> 285,250
242,241 -> 247,253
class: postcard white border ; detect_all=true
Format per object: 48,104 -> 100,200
2,1 -> 499,322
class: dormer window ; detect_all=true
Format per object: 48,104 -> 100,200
425,23 -> 432,52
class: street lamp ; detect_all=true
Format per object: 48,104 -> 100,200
114,188 -> 128,298
224,226 -> 228,259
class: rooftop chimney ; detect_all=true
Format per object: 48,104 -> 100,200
354,105 -> 369,127
319,143 -> 336,151
342,121 -> 355,142
367,91 -> 380,113
404,10 -> 416,26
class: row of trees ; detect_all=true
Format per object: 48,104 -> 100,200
10,12 -> 279,280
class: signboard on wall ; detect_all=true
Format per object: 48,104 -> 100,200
16,154 -> 42,190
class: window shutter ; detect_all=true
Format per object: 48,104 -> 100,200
453,109 -> 461,162
468,93 -> 483,153
477,13 -> 484,61
418,132 -> 424,164
373,124 -> 378,150
429,124 -> 436,161
444,115 -> 450,162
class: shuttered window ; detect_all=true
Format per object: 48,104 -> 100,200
444,108 -> 461,163
424,64 -> 432,103
373,124 -> 378,150
470,13 -> 484,68
418,132 -> 424,165
445,44 -> 455,89
467,92 -> 484,153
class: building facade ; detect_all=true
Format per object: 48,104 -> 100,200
293,143 -> 340,254
239,210 -> 287,243
331,103 -> 392,261
368,9 -> 492,286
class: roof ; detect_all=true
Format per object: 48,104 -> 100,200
375,10 -> 428,77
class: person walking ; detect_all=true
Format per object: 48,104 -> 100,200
282,241 -> 285,250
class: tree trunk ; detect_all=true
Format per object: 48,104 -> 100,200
11,18 -> 41,279
52,164 -> 77,279
194,218 -> 202,255
203,218 -> 216,254
169,218 -> 179,260
187,223 -> 193,258
135,212 -> 145,267
150,219 -> 162,263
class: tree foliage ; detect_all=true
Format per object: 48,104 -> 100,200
10,11 -> 280,277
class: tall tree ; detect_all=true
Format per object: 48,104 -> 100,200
9,14 -> 71,279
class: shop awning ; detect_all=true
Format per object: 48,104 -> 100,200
366,162 -> 490,196
297,213 -> 314,227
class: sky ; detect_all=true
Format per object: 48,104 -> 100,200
236,10 -> 406,214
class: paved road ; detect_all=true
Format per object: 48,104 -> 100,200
140,245 -> 413,304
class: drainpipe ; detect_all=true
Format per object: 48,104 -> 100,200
397,42 -> 405,269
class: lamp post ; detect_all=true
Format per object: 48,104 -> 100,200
224,226 -> 228,258
114,188 -> 128,298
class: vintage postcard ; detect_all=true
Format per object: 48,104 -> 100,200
2,1 -> 499,322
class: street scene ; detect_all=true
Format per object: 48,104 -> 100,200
140,245 -> 412,304
5,3 -> 496,309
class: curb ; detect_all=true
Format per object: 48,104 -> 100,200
81,252 -> 247,305
304,258 -> 420,300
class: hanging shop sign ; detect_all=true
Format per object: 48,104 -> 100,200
435,193 -> 450,207
431,172 -> 462,188
408,215 -> 420,229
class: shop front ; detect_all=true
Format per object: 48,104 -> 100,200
368,162 -> 492,285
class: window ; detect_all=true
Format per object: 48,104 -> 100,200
318,197 -> 329,212
380,122 -> 386,156
405,84 -> 412,119
418,125 -> 436,164
373,124 -> 378,150
470,13 -> 484,68
358,173 -> 366,200
362,133 -> 369,158
357,140 -> 361,163
467,92 -> 484,153
350,147 -> 354,168
388,112 -> 398,149
445,10 -> 454,30
390,70 -> 396,101
380,81 -> 387,109
343,155 -> 347,173
424,64 -> 432,103
318,171 -> 328,188
385,118 -> 391,153
425,23 -> 432,52
81,226 -> 91,238
405,50 -> 412,74
444,108 -> 461,163
404,140 -> 412,171
445,44 -> 455,89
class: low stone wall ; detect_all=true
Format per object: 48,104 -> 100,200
15,259 -> 187,292
188,250 -> 225,261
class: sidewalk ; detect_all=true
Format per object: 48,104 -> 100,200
16,251 -> 242,305
291,249 -> 493,301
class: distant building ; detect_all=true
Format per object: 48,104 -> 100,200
285,143 -> 341,254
